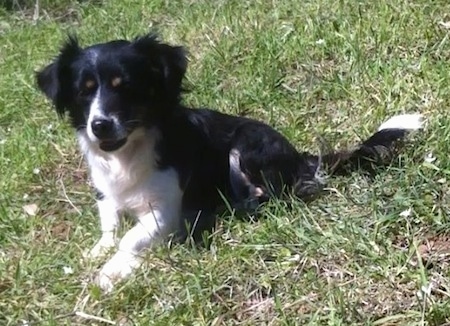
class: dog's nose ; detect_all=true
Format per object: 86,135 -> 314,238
91,118 -> 114,139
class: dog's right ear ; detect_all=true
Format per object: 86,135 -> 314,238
132,33 -> 188,101
36,35 -> 81,116
36,62 -> 59,103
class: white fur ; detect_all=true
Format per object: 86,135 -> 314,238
378,113 -> 423,131
86,90 -> 106,142
78,127 -> 183,292
83,198 -> 118,259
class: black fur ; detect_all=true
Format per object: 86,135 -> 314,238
36,33 -> 419,237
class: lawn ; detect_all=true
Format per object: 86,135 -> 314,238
1,0 -> 450,325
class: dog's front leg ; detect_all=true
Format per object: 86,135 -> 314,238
97,205 -> 178,292
84,196 -> 119,259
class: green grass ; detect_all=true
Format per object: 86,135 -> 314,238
1,0 -> 450,324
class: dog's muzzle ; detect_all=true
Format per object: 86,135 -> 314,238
91,118 -> 128,152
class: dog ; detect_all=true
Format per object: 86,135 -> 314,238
36,33 -> 423,292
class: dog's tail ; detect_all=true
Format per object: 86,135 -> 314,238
322,113 -> 424,174
295,114 -> 424,200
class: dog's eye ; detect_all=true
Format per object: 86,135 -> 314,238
111,76 -> 122,88
79,79 -> 97,96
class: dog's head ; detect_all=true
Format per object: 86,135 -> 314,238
36,33 -> 187,152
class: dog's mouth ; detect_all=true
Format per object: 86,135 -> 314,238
99,138 -> 128,152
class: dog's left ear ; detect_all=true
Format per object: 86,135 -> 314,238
36,35 -> 81,116
132,33 -> 188,98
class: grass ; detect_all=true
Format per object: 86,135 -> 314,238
1,0 -> 450,324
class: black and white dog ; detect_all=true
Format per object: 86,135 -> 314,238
36,33 -> 423,292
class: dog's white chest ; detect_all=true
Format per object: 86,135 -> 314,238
93,155 -> 137,187
77,130 -> 158,207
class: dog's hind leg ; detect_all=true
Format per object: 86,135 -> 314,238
292,154 -> 326,201
229,148 -> 265,211
227,122 -> 304,204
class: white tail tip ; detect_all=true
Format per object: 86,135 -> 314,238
378,113 -> 424,131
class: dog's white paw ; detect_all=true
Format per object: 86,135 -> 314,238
96,251 -> 141,293
83,234 -> 115,260
97,271 -> 115,293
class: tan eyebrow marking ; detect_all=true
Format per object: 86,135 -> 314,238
111,76 -> 122,88
85,79 -> 96,89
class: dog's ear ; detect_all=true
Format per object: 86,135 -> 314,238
36,62 -> 59,102
36,35 -> 81,116
132,33 -> 188,99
